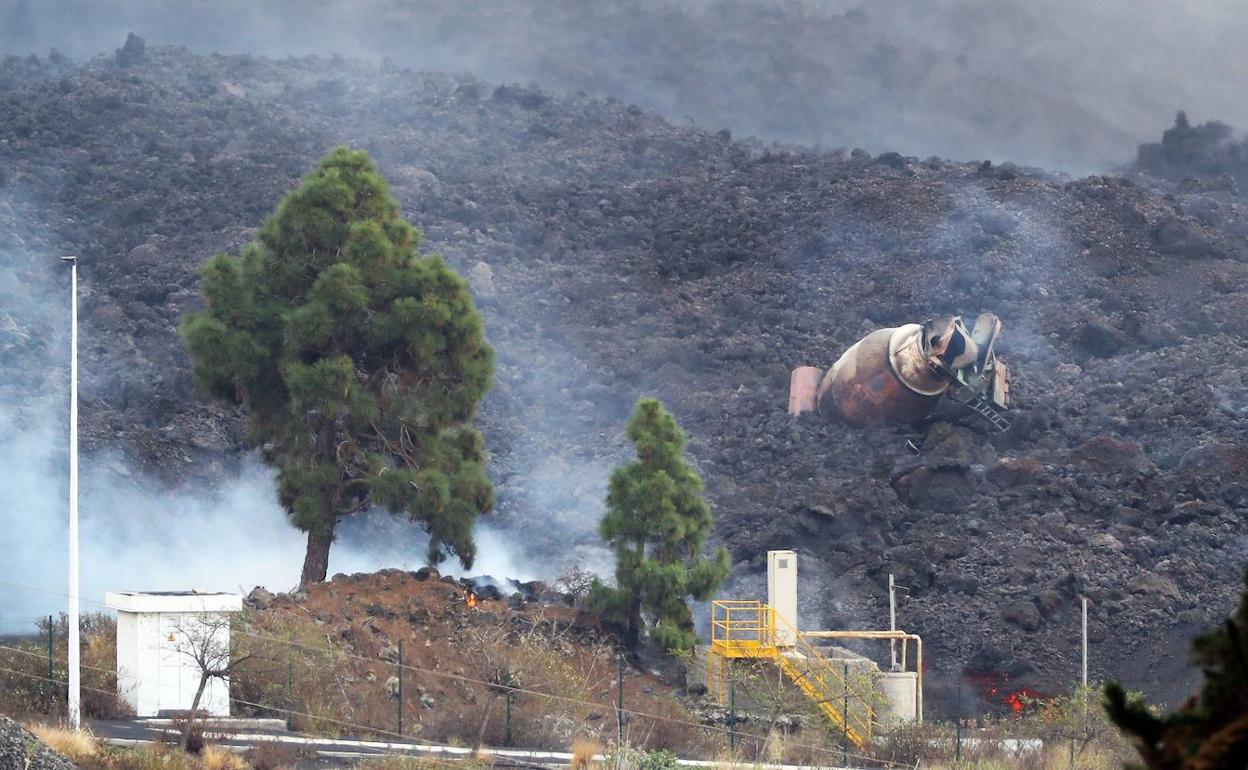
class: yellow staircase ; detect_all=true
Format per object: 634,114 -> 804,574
708,600 -> 874,748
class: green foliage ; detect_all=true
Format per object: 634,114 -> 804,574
637,749 -> 680,770
181,147 -> 494,582
590,398 -> 730,651
1106,565 -> 1248,769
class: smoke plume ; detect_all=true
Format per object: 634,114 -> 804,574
2,0 -> 1246,171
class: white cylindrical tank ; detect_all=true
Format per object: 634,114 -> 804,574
877,671 -> 919,723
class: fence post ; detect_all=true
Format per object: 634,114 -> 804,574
505,691 -> 513,746
47,615 -> 54,710
397,639 -> 404,738
956,681 -> 963,763
842,663 -> 849,768
616,653 -> 625,754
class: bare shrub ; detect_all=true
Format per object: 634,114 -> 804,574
244,740 -> 301,770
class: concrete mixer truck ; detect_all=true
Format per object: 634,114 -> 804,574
789,313 -> 1011,431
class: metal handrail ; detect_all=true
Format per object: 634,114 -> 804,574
772,610 -> 875,741
709,600 -> 875,746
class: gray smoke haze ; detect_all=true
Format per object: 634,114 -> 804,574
2,0 -> 1247,171
0,188 -> 577,618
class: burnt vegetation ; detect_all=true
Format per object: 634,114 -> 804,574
3,38 -> 1248,716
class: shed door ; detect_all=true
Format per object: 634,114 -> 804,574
157,613 -> 184,712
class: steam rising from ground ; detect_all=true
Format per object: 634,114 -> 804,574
3,0 -> 1247,170
0,193 -> 589,618
0,408 -> 543,618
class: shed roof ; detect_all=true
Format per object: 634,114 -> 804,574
105,591 -> 243,614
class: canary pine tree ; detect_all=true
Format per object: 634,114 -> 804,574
1105,565 -> 1248,769
590,398 -> 730,651
181,147 -> 494,587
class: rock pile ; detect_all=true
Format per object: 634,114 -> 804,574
0,717 -> 77,770
2,43 -> 1248,710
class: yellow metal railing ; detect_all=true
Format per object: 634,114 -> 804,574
711,600 -> 775,656
708,600 -> 875,748
773,610 -> 874,745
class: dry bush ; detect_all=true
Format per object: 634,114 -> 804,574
86,743 -> 198,770
625,696 -> 718,758
27,723 -> 98,762
570,738 -> 601,769
0,612 -> 131,720
555,565 -> 597,604
171,716 -> 206,754
196,745 -> 248,770
244,740 -> 301,770
231,610 -> 354,733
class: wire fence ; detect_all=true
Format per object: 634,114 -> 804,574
0,616 -> 52,641
0,580 -> 909,768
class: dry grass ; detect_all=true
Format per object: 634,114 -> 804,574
27,723 -> 98,762
196,745 -> 249,770
1041,746 -> 1121,770
570,738 -> 601,769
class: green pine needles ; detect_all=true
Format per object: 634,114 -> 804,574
181,147 -> 494,586
590,398 -> 730,652
1105,565 -> 1248,770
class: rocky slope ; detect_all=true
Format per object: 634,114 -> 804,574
239,570 -> 703,751
4,42 -> 1248,712
8,0 -> 1248,172
0,716 -> 77,770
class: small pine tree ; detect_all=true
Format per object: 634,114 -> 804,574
590,398 -> 730,651
181,147 -> 494,586
1105,565 -> 1248,769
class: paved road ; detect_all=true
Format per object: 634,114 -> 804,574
89,719 -> 867,769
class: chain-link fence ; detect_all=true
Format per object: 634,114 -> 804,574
0,614 -> 59,716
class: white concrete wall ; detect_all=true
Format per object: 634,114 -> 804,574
114,611 -> 138,712
110,602 -> 236,717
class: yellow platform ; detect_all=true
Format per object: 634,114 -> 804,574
708,600 -> 874,748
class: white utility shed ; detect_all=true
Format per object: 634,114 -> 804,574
105,591 -> 243,717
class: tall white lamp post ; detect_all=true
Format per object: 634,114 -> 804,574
61,254 -> 80,729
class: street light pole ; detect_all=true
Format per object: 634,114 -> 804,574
62,255 -> 80,730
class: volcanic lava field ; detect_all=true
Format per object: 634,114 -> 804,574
4,42 -> 1248,711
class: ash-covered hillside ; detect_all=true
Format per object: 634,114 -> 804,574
5,0 -> 1248,172
4,43 -> 1248,711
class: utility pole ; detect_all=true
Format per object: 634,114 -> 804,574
1081,597 -> 1088,687
955,681 -> 962,763
889,573 -> 898,671
62,255 -> 80,730
616,653 -> 625,758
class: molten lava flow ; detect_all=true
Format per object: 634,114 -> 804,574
465,590 -> 478,609
968,673 -> 1050,715
1006,687 -> 1045,713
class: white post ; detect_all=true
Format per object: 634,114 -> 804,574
64,255 -> 80,729
1081,597 -> 1088,688
889,573 -> 898,671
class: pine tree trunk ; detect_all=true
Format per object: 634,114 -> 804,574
300,516 -> 336,588
626,595 -> 643,647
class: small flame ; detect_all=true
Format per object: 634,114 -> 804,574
466,591 -> 479,609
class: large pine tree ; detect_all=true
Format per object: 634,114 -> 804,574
1105,565 -> 1248,769
591,398 -> 730,651
181,147 -> 494,586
